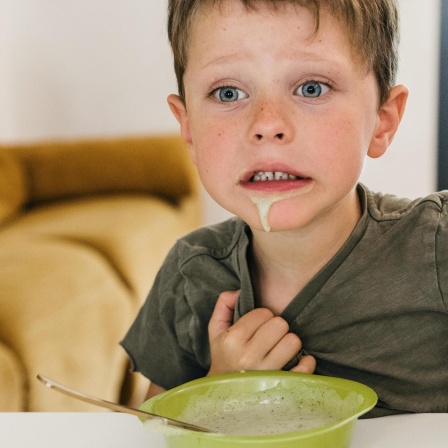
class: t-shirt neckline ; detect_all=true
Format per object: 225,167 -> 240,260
234,184 -> 370,323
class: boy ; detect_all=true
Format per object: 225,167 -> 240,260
121,0 -> 448,417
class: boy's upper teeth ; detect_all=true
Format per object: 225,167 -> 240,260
252,171 -> 299,181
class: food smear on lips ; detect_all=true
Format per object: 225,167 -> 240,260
170,384 -> 364,437
247,171 -> 314,233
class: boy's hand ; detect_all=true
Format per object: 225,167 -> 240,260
207,290 -> 316,376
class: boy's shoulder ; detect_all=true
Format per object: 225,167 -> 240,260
167,217 -> 248,266
363,184 -> 448,222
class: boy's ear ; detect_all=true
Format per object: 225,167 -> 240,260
167,94 -> 197,164
367,85 -> 409,159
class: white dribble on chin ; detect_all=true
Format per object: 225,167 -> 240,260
251,197 -> 279,233
250,184 -> 315,233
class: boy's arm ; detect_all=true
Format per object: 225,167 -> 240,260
145,382 -> 166,400
207,291 -> 316,375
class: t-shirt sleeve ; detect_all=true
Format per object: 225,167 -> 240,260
436,193 -> 448,309
120,245 -> 208,390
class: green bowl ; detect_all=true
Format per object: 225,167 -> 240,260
140,371 -> 377,448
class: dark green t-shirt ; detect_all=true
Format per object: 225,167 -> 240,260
121,184 -> 448,417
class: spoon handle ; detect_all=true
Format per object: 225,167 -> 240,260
36,374 -> 212,433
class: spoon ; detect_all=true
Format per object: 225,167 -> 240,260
37,374 -> 213,433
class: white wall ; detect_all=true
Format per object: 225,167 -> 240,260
360,0 -> 441,200
0,0 -> 441,224
0,0 -> 178,140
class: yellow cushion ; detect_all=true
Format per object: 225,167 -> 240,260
0,195 -> 201,411
0,235 -> 134,411
0,341 -> 26,411
8,195 -> 200,303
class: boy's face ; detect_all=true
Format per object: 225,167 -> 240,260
169,1 -> 402,234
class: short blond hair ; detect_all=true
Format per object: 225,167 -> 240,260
167,0 -> 400,106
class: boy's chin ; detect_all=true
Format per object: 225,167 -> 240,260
246,215 -> 305,235
247,201 -> 308,233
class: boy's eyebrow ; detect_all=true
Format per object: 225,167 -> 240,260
197,53 -> 246,70
195,50 -> 349,73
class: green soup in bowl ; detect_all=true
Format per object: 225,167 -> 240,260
140,370 -> 377,448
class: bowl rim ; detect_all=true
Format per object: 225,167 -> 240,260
140,370 -> 378,440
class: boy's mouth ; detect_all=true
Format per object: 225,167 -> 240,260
240,168 -> 313,193
250,171 -> 300,182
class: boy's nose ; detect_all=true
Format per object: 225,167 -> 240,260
249,98 -> 294,145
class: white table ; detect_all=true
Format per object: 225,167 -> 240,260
1,412 -> 447,448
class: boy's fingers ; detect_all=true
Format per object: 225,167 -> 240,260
245,315 -> 291,354
208,292 -> 314,375
261,331 -> 303,369
231,307 -> 276,342
208,290 -> 240,341
289,355 -> 317,374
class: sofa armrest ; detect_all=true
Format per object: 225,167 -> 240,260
0,151 -> 27,225
2,134 -> 198,208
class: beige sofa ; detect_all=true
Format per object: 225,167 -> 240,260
0,134 -> 201,412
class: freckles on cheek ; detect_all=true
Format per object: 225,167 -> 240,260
209,125 -> 229,146
197,117 -> 226,140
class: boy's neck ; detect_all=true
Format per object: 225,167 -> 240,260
248,189 -> 362,315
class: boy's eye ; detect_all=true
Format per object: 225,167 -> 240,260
296,81 -> 330,98
214,87 -> 248,102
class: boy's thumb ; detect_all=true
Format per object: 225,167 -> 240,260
208,290 -> 240,341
